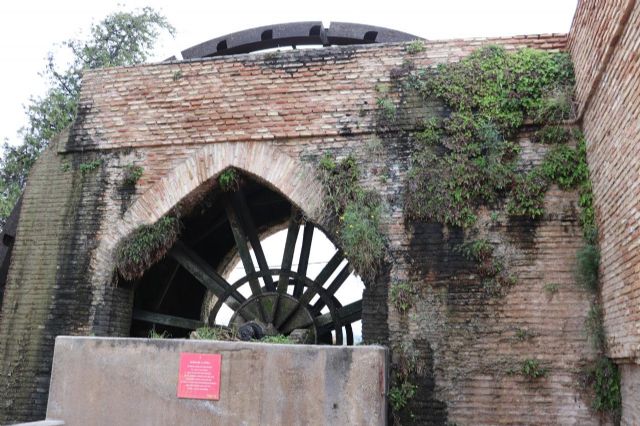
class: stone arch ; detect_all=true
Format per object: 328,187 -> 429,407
90,141 -> 326,299
127,141 -> 324,227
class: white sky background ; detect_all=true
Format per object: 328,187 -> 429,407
0,0 -> 578,146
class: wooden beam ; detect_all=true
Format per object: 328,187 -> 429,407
295,248 -> 344,310
314,250 -> 344,286
224,197 -> 267,322
169,241 -> 245,311
232,190 -> 275,291
224,198 -> 262,297
133,309 -> 204,330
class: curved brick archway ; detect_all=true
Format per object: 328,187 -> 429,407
125,141 -> 324,227
91,141 -> 326,301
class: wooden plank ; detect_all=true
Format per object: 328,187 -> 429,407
169,241 -> 245,311
293,223 -> 313,298
133,309 -> 204,330
232,190 -> 275,291
314,250 -> 344,286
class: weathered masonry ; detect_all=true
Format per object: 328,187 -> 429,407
0,2 -> 639,424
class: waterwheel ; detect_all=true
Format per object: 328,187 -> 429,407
129,174 -> 364,345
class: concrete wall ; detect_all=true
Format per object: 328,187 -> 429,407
46,337 -> 387,426
0,34 -> 604,425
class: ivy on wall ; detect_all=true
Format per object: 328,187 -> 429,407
404,46 -> 575,227
372,44 -> 620,422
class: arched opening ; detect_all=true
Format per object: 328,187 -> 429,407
125,170 -> 364,345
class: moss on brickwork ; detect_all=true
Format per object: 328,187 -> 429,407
0,133 -> 112,422
116,216 -> 180,281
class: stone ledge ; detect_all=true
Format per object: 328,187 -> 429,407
47,336 -> 388,426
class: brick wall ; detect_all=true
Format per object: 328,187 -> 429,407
569,1 -> 640,424
569,0 -> 640,364
568,0 -> 634,114
0,34 -> 605,424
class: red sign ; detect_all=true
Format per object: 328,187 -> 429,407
177,352 -> 222,400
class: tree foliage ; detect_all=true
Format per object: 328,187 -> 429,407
0,7 -> 174,225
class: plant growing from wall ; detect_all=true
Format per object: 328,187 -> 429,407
318,154 -> 385,279
390,281 -> 418,314
148,328 -> 169,339
79,159 -> 103,175
260,335 -> 294,344
590,357 -> 622,414
585,304 -> 605,351
520,358 -> 547,379
405,40 -> 425,55
576,243 -> 600,292
389,381 -> 418,412
218,168 -> 239,192
190,326 -> 241,341
403,46 -> 575,227
543,282 -> 559,297
116,216 -> 180,280
389,341 -> 421,424
532,125 -> 573,144
122,164 -> 144,186
376,97 -> 397,123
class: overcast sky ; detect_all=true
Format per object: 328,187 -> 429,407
0,0 -> 577,145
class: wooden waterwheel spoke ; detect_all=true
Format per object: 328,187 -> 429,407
315,300 -> 362,335
224,197 -> 262,297
293,223 -> 313,298
276,210 -> 300,293
275,250 -> 345,329
297,250 -> 344,305
169,241 -> 246,311
345,324 -> 354,345
224,197 -> 267,323
232,190 -> 275,291
312,264 -> 351,311
133,309 -> 204,331
271,209 -> 300,322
